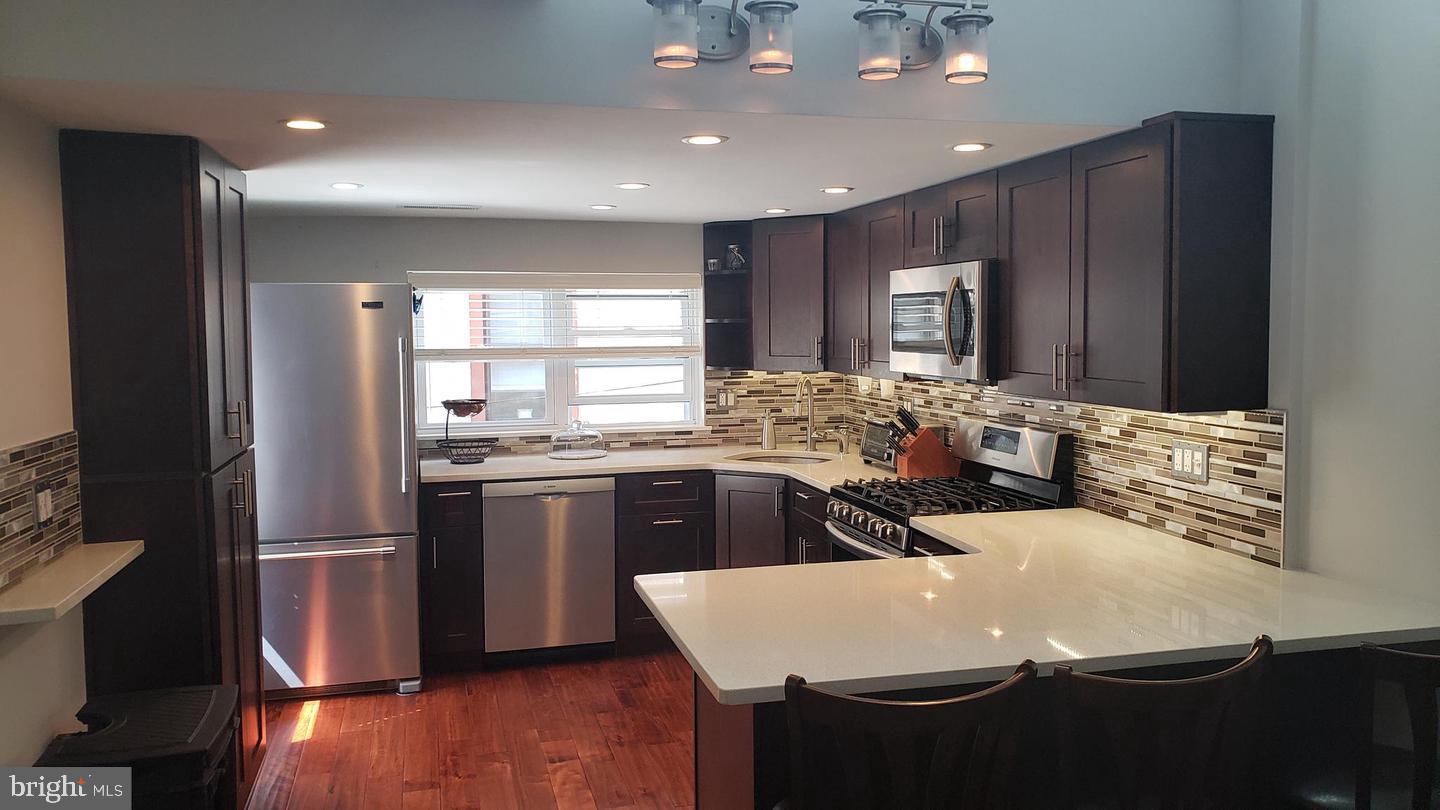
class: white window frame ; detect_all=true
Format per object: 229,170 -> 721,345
411,274 -> 705,439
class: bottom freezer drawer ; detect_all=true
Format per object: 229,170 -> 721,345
259,536 -> 420,690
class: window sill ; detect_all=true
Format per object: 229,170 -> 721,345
417,422 -> 712,446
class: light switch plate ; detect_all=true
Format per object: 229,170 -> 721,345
1171,439 -> 1209,483
878,379 -> 896,398
33,481 -> 55,529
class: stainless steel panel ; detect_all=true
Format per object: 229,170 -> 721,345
889,261 -> 993,382
251,283 -> 417,542
951,417 -> 1065,480
259,536 -> 421,690
482,478 -> 616,653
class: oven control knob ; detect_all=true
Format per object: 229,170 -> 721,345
831,503 -> 850,520
851,511 -> 868,528
878,523 -> 896,541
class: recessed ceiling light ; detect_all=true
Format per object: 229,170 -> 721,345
283,118 -> 327,130
764,208 -> 790,214
681,135 -> 729,146
589,204 -> 618,211
615,182 -> 651,190
330,182 -> 363,190
820,186 -> 854,194
952,142 -> 992,152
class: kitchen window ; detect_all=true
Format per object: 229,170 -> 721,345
410,272 -> 703,437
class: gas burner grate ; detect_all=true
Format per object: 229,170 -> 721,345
836,476 -> 1053,517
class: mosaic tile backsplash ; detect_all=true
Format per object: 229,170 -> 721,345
0,431 -> 83,593
431,369 -> 1286,566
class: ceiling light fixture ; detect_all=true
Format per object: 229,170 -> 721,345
330,182 -> 363,190
821,186 -> 854,194
615,182 -> 652,190
951,142 -> 991,152
764,207 -> 791,214
682,134 -> 730,145
745,1 -> 798,74
640,1 -> 995,85
590,204 -> 618,210
283,119 -> 327,130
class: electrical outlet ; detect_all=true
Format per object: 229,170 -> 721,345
33,480 -> 55,529
716,390 -> 737,408
1171,440 -> 1209,483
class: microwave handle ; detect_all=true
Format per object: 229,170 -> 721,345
941,276 -> 962,366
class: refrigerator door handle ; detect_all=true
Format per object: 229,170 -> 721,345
259,544 -> 398,561
398,336 -> 411,495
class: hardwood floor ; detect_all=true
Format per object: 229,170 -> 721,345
251,653 -> 697,809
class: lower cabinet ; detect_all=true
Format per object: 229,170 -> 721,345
419,484 -> 485,667
616,511 -> 715,653
787,483 -> 831,564
715,474 -> 787,569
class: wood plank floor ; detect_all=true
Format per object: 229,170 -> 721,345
251,653 -> 696,810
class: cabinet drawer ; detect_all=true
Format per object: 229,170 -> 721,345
617,472 -> 715,516
421,482 -> 483,528
790,483 -> 829,522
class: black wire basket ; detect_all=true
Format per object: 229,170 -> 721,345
437,399 -> 497,464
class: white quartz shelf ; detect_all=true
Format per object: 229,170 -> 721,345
636,509 -> 1440,705
421,445 -> 880,491
0,540 -> 143,626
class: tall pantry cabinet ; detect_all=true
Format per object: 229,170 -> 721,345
60,131 -> 265,808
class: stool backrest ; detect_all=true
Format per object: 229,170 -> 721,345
1054,635 -> 1273,809
785,661 -> 1037,810
1358,643 -> 1440,810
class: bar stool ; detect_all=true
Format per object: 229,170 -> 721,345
783,661 -> 1037,810
1354,643 -> 1440,810
1054,635 -> 1273,809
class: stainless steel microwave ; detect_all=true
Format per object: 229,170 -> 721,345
889,260 -> 997,382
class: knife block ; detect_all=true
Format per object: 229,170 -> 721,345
896,428 -> 960,478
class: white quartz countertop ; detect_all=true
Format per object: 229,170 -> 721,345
421,444 -> 882,490
636,509 -> 1440,705
0,540 -> 143,625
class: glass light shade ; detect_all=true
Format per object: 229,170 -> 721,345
745,1 -> 798,75
855,5 -> 905,81
943,14 -> 990,84
651,0 -> 700,69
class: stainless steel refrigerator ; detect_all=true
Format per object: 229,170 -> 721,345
250,283 -> 421,695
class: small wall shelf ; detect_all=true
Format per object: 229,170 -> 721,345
0,540 -> 143,625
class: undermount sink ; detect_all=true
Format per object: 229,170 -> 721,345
724,450 -> 838,465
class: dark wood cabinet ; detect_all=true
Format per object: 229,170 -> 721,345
787,484 -> 830,565
617,511 -> 715,652
996,150 -> 1073,400
751,216 -> 826,371
903,182 -> 951,268
419,485 -> 485,665
825,196 -> 903,377
947,170 -> 998,261
61,130 -> 264,810
617,471 -> 714,516
715,474 -> 787,569
702,220 -> 754,369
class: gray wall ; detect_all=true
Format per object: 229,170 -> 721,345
248,216 -> 700,283
1242,0 -> 1440,599
0,99 -> 87,764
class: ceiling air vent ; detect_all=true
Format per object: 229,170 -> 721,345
397,204 -> 482,211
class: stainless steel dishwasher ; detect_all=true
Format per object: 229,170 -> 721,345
482,477 -> 616,652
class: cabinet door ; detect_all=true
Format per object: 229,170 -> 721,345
864,197 -> 904,369
420,526 -> 485,656
787,511 -> 830,565
903,183 -> 949,268
752,216 -> 825,371
221,164 -> 252,454
947,170 -> 998,261
209,451 -> 264,806
617,512 -> 714,648
1068,124 -> 1171,411
715,474 -> 786,569
825,208 -> 865,373
199,153 -> 241,471
996,151 -> 1073,399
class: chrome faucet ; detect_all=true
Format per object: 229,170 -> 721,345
794,376 -> 817,451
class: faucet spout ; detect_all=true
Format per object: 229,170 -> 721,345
794,376 -> 817,452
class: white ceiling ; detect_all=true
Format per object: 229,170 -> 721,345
1,81 -> 1117,223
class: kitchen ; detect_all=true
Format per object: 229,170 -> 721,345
0,1 -> 1437,809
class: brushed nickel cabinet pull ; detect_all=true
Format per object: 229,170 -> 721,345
652,518 -> 684,526
435,491 -> 474,498
650,480 -> 685,486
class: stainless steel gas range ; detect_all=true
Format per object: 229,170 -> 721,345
824,417 -> 1073,561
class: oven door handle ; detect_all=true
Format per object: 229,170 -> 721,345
941,276 -> 962,366
825,521 -> 903,560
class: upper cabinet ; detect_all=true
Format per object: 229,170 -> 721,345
62,131 -> 252,477
903,173 -> 998,268
751,216 -> 826,372
903,182 -> 951,267
826,196 -> 904,377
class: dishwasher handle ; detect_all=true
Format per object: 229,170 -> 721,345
483,478 -> 615,499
